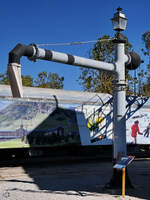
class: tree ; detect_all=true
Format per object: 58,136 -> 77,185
22,75 -> 33,87
0,70 -> 33,87
141,30 -> 150,96
0,70 -> 64,89
34,71 -> 64,89
78,34 -> 133,94
0,72 -> 9,85
142,31 -> 150,52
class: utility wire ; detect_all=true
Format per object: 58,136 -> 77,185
37,38 -> 114,47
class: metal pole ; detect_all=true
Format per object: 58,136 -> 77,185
113,42 -> 127,160
134,70 -> 137,96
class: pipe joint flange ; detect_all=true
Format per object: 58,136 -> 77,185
28,43 -> 39,62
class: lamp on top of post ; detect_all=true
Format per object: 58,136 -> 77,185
111,7 -> 127,32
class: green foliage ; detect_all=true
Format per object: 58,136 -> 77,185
0,70 -> 10,85
34,71 -> 64,89
0,70 -> 64,90
141,30 -> 150,96
142,31 -> 150,51
92,35 -> 115,62
0,70 -> 33,87
22,75 -> 33,87
142,84 -> 150,96
78,34 -> 133,94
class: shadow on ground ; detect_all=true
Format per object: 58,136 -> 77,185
1,158 -> 150,199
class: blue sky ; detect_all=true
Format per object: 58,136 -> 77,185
0,0 -> 150,91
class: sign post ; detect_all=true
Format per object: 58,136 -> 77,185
113,156 -> 135,197
122,167 -> 126,198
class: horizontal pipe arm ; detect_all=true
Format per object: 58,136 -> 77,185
36,47 -> 115,72
8,44 -> 115,72
8,43 -> 132,98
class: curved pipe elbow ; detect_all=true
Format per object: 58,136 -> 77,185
8,43 -> 35,64
125,52 -> 142,70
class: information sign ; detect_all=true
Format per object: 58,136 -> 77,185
113,156 -> 135,169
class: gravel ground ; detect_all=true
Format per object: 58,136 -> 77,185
0,158 -> 150,200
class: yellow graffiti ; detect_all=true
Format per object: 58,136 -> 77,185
87,116 -> 104,130
95,116 -> 104,124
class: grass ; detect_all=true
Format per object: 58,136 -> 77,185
0,139 -> 30,149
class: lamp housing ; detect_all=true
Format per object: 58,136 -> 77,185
111,7 -> 127,31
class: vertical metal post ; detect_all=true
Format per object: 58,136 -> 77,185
134,70 -> 137,96
113,42 -> 127,160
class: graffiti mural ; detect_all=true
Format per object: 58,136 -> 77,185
76,96 -> 150,146
0,95 -> 150,149
0,98 -> 80,148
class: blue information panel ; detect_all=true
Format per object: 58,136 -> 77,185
113,156 -> 135,169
